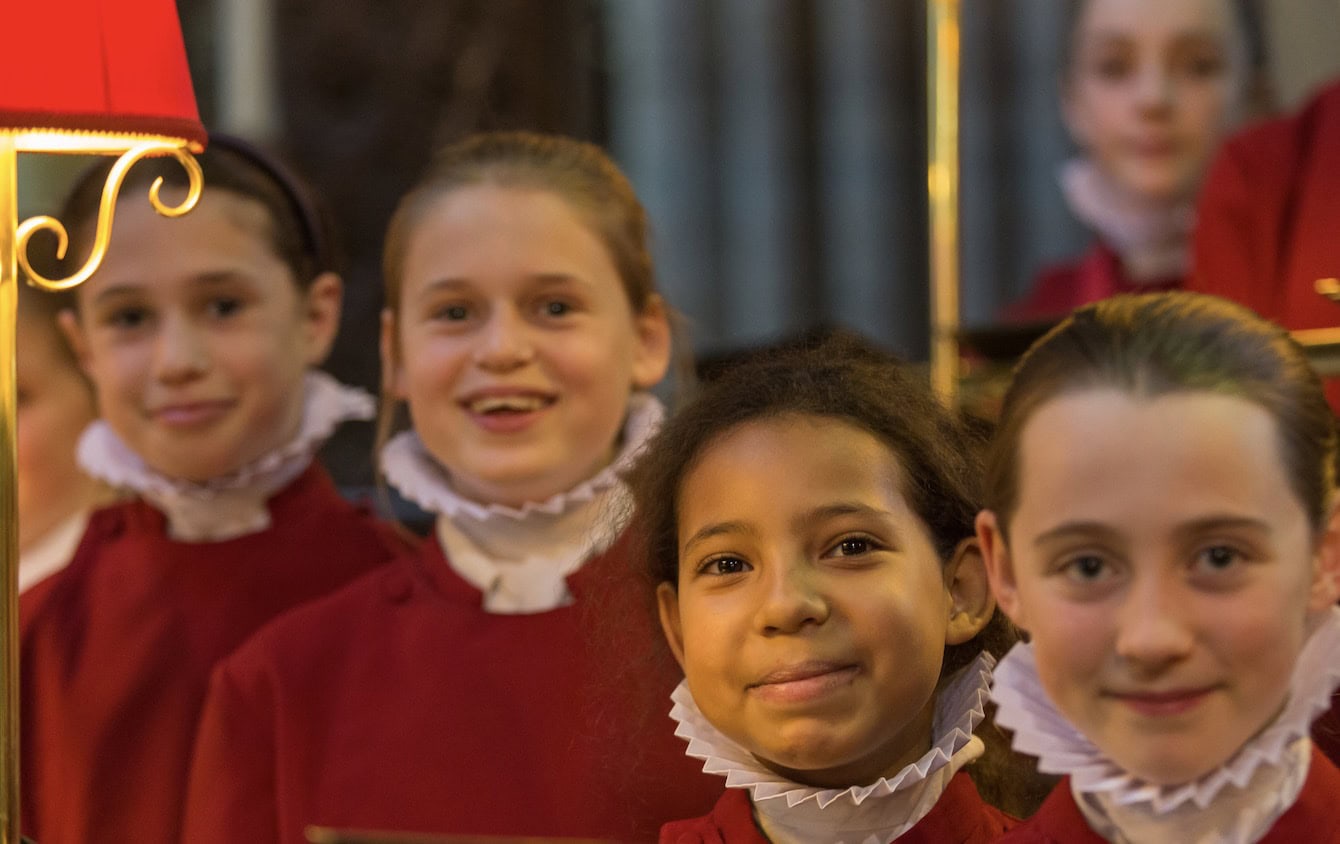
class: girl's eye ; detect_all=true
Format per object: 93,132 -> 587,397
1092,55 -> 1131,81
541,299 -> 573,317
1062,554 -> 1110,582
106,307 -> 150,330
1177,48 -> 1225,79
207,297 -> 244,319
1195,545 -> 1242,571
700,556 -> 751,576
829,537 -> 875,558
435,303 -> 471,322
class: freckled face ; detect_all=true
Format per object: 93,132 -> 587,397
989,390 -> 1327,784
660,415 -> 954,788
1064,0 -> 1248,204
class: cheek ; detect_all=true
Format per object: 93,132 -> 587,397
1024,593 -> 1113,683
86,337 -> 155,405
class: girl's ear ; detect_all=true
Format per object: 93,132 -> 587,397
57,308 -> 93,378
976,510 -> 1027,631
631,294 -> 672,390
655,581 -> 687,672
379,307 -> 406,401
1308,502 -> 1340,613
943,538 -> 995,645
300,271 -> 343,366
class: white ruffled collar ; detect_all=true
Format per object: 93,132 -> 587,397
669,652 -> 996,844
991,607 -> 1340,843
381,393 -> 663,614
77,371 -> 373,542
1060,157 -> 1194,282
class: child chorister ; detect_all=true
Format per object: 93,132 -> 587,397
977,292 -> 1340,843
634,335 -> 1019,843
20,136 -> 406,844
182,131 -> 723,842
15,282 -> 104,622
1002,0 -> 1264,321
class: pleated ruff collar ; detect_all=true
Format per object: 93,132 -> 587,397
77,371 -> 373,542
991,607 -> 1340,844
380,393 -> 663,614
668,652 -> 996,844
1060,156 -> 1194,282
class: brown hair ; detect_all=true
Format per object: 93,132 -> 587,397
628,331 -> 1016,676
57,133 -> 338,295
375,130 -> 684,462
985,292 -> 1336,535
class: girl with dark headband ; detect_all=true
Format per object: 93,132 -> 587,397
19,134 -> 408,844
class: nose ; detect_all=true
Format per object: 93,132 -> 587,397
152,313 -> 208,384
472,305 -> 535,372
755,559 -> 830,635
1114,573 -> 1194,672
1132,62 -> 1173,114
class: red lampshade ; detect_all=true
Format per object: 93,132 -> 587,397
1,0 -> 206,147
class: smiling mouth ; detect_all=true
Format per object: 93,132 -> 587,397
152,400 -> 233,428
460,394 -> 556,415
748,662 -> 860,704
1107,687 -> 1217,717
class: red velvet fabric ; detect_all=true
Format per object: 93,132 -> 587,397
20,465 -> 406,844
660,771 -> 1015,844
1002,241 -> 1182,324
2,0 -> 204,144
1191,79 -> 1340,411
182,534 -> 723,843
997,745 -> 1340,843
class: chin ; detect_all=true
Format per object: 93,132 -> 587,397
1111,744 -> 1227,787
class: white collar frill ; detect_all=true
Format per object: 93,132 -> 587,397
77,371 -> 373,543
379,393 -> 663,615
668,652 -> 996,844
1060,157 -> 1193,283
990,606 -> 1340,844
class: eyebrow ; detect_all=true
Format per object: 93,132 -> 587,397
795,501 -> 896,531
1082,28 -> 1227,45
89,271 -> 252,308
415,272 -> 590,298
681,502 -> 898,556
681,520 -> 756,556
1033,515 -> 1271,547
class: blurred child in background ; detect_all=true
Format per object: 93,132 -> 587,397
1003,0 -> 1267,321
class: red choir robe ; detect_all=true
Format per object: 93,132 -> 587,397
996,745 -> 1340,843
1191,78 -> 1340,411
1001,241 -> 1181,324
19,571 -> 61,639
660,771 -> 1015,844
20,464 -> 406,844
182,533 -> 724,844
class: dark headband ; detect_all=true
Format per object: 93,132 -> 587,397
204,131 -> 333,274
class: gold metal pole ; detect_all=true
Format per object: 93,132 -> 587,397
0,134 -> 200,842
0,132 -> 20,844
927,0 -> 961,405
